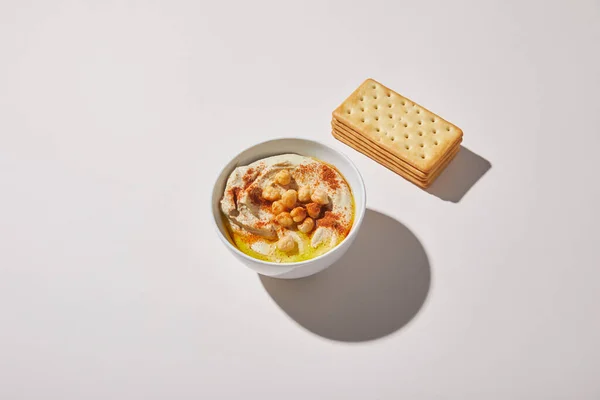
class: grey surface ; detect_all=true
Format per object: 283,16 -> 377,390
1,0 -> 599,399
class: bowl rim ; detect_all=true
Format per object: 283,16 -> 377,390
211,137 -> 367,267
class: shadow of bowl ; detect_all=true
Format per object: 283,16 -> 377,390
259,209 -> 431,342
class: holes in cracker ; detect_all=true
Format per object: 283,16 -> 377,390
375,116 -> 379,121
388,114 -> 393,119
374,95 -> 378,99
361,118 -> 365,123
372,84 -> 376,89
391,136 -> 395,141
404,133 -> 409,139
405,145 -> 410,150
387,93 -> 391,97
434,140 -> 439,145
360,97 -> 364,101
446,126 -> 450,131
418,121 -> 422,125
403,123 -> 408,128
376,128 -> 380,132
419,143 -> 424,148
433,129 -> 437,134
431,117 -> 435,122
401,100 -> 406,106
347,109 -> 351,114
416,109 -> 421,114
361,107 -> 365,112
388,104 -> 392,108
418,131 -> 423,136
421,154 -> 426,159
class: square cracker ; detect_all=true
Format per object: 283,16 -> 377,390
332,130 -> 459,188
332,127 -> 460,184
333,117 -> 461,176
332,119 -> 458,179
332,125 -> 461,182
332,78 -> 463,173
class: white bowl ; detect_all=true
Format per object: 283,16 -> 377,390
211,138 -> 366,279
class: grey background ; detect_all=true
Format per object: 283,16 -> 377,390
1,0 -> 599,399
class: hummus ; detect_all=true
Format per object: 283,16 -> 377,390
220,154 -> 354,263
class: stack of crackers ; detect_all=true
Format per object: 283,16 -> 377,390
332,79 -> 463,188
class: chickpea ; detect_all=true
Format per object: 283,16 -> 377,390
281,189 -> 297,209
298,186 -> 312,202
275,169 -> 291,186
262,186 -> 280,201
277,235 -> 296,252
271,200 -> 286,215
311,188 -> 329,205
275,212 -> 294,227
306,202 -> 321,219
297,217 -> 315,234
290,207 -> 307,223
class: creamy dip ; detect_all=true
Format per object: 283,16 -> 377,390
220,154 -> 354,263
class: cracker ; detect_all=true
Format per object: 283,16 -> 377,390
332,130 -> 459,188
333,117 -> 461,177
333,126 -> 461,182
332,119 -> 459,179
332,78 -> 463,173
332,127 -> 460,184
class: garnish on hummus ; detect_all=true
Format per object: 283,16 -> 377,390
220,154 -> 355,263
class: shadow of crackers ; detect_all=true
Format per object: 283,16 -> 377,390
427,146 -> 491,203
